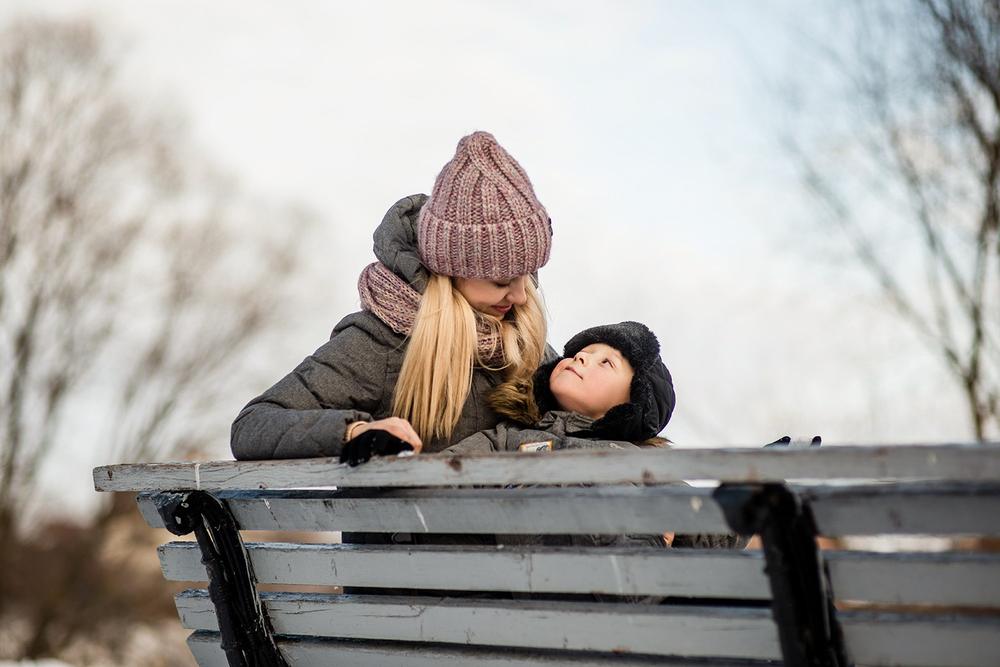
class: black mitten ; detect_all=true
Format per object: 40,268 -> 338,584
763,435 -> 822,448
340,429 -> 414,466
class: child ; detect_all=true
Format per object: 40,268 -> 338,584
445,320 -> 746,557
445,321 -> 675,454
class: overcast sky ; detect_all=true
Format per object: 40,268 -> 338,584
1,1 -> 973,518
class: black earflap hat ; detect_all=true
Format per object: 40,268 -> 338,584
534,321 -> 675,441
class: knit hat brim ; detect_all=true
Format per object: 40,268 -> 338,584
418,206 -> 551,280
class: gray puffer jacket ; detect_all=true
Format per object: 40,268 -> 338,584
231,194 -> 555,460
444,410 -> 638,454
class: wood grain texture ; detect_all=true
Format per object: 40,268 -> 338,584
94,443 -> 1000,492
176,590 -> 1000,666
137,486 -> 735,534
175,590 -> 783,660
185,630 -> 775,666
158,542 -> 1000,607
159,542 -> 771,599
137,483 -> 1000,536
806,483 -> 1000,536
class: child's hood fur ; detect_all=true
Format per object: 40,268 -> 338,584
488,376 -> 541,425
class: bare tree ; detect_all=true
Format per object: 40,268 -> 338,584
0,17 -> 309,656
781,0 -> 1000,440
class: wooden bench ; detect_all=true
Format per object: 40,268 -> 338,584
94,444 -> 1000,666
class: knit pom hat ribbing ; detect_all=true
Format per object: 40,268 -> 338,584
417,131 -> 552,280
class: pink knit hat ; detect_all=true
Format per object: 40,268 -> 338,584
417,131 -> 552,280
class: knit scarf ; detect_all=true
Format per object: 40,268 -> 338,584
358,262 -> 507,367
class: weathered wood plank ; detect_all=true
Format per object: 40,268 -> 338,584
137,484 -> 1000,536
175,590 -> 783,660
186,630 -> 775,666
159,542 -> 772,599
826,551 -> 1000,607
159,542 -> 1000,607
840,612 -> 1000,667
137,486 -> 734,534
93,443 -> 1000,492
177,591 -> 1000,666
807,483 -> 1000,536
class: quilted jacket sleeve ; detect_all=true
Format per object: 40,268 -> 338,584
230,325 -> 386,460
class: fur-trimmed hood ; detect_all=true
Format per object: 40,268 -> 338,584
488,376 -> 542,425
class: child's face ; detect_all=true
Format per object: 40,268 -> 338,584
548,343 -> 633,419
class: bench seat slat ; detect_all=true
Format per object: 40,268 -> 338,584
94,444 -> 1000,491
138,485 -> 1000,536
175,590 -> 783,660
158,542 -> 1000,608
186,630 -> 775,666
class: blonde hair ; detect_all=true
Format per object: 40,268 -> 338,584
392,274 -> 546,445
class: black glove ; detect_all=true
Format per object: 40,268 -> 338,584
340,429 -> 414,466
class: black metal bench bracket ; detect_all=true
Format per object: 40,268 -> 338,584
153,491 -> 288,667
714,483 -> 850,667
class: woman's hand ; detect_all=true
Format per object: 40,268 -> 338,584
347,417 -> 423,453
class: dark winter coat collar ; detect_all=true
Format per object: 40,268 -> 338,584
535,410 -> 596,435
372,194 -> 430,293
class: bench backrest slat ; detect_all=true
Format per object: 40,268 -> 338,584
176,590 -> 1000,667
137,486 -> 733,535
158,542 -> 1000,608
137,484 -> 1000,536
186,630 -> 767,666
175,590 -> 784,661
826,551 -> 1000,607
808,483 -> 1000,536
841,614 -> 1000,667
159,542 -> 772,599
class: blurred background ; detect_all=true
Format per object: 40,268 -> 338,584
0,0 -> 996,664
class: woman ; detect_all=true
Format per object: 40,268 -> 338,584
230,131 -> 555,460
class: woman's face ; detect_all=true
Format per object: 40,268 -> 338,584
454,275 -> 530,318
549,343 -> 633,419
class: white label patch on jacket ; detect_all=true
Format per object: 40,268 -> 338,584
518,440 -> 553,452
